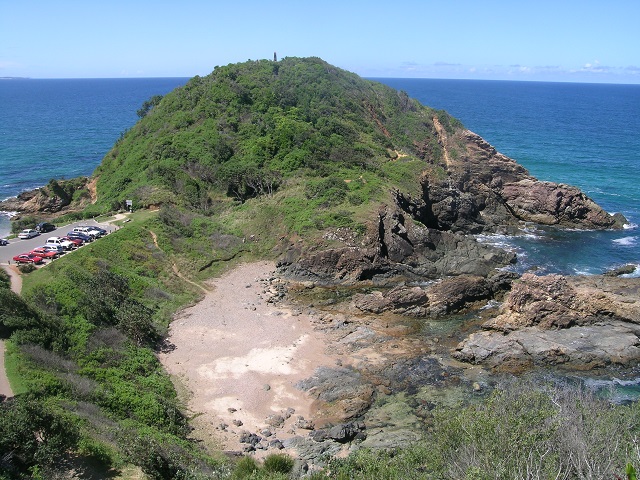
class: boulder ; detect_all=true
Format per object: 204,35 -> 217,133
454,274 -> 640,370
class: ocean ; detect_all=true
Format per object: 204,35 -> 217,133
1,77 -> 639,276
0,78 -> 189,235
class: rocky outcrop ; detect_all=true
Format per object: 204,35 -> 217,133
0,177 -> 91,215
277,204 -> 517,286
353,272 -> 516,316
415,129 -> 626,233
454,274 -> 640,370
500,179 -> 625,229
279,127 -> 623,287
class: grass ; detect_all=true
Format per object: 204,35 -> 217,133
3,340 -> 28,395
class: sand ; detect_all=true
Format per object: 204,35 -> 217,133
159,261 -> 338,453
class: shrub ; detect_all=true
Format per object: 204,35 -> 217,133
263,453 -> 295,474
233,456 -> 259,478
17,263 -> 36,274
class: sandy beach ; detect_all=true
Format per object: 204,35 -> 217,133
159,261 -> 340,454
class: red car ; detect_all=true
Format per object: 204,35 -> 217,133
30,247 -> 59,260
61,236 -> 83,247
13,253 -> 44,264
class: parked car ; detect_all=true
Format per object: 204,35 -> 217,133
62,236 -> 84,247
35,222 -> 56,233
18,229 -> 39,239
0,238 -> 8,246
85,226 -> 107,236
72,226 -> 101,238
67,231 -> 93,243
13,253 -> 43,264
30,247 -> 59,260
40,244 -> 64,255
45,236 -> 75,250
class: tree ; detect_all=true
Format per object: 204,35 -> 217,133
137,95 -> 163,118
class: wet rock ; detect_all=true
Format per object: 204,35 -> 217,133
605,264 -> 638,277
378,356 -> 460,394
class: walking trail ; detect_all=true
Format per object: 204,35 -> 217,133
0,264 -> 21,398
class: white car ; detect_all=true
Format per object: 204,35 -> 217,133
18,229 -> 39,239
45,236 -> 75,250
72,226 -> 102,238
41,244 -> 64,255
0,238 -> 8,246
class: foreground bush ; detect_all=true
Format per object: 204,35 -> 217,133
314,379 -> 640,480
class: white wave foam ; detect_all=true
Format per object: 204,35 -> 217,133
623,223 -> 638,230
621,265 -> 640,278
612,236 -> 637,246
0,210 -> 18,218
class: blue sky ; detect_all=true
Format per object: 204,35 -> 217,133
1,0 -> 639,83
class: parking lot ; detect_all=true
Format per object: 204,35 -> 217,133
0,219 -> 117,265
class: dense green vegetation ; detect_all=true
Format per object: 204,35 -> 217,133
92,57 -> 458,242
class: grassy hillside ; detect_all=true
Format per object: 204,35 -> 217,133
93,57 -> 459,245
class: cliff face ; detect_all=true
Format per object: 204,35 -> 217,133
413,127 -> 625,233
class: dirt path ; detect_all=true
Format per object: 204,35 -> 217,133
148,229 -> 209,294
432,115 -> 452,168
159,261 -> 339,455
0,264 -> 21,399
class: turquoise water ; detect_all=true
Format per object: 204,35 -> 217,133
1,77 -> 639,276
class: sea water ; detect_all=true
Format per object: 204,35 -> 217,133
1,77 -> 639,276
0,78 -> 188,236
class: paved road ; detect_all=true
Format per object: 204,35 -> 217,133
0,219 -> 116,264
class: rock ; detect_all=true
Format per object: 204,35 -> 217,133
232,419 -> 243,427
500,179 -> 624,230
454,274 -> 640,370
605,264 -> 638,277
269,439 -> 284,450
296,366 -> 375,422
294,416 -> 315,430
239,431 -> 262,446
265,414 -> 285,428
353,272 -> 516,316
311,422 -> 366,444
